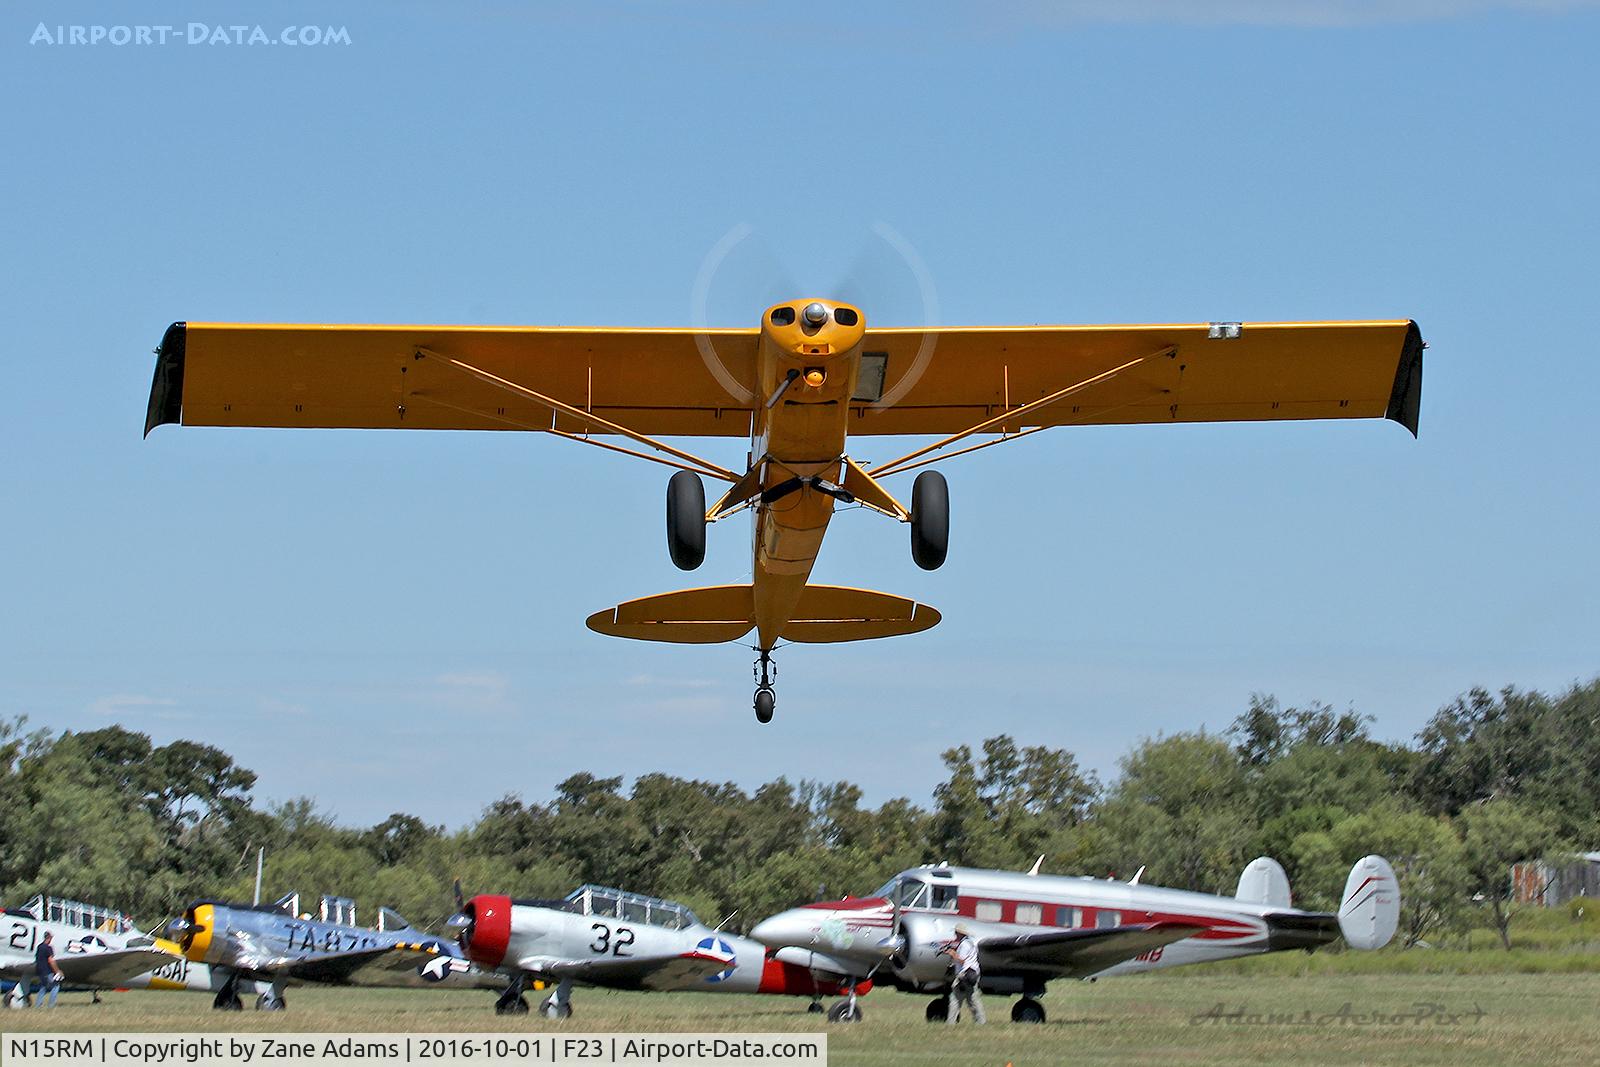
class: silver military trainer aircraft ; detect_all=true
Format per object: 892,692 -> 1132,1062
752,854 -> 1400,1024
448,882 -> 864,1019
2,896 -> 178,1004
167,892 -> 502,1010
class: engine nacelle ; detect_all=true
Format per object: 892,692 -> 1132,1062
893,912 -> 963,986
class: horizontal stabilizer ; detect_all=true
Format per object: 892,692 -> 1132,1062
586,585 -> 940,644
586,586 -> 756,644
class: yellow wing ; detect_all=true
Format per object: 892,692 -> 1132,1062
846,320 -> 1422,437
145,322 -> 761,438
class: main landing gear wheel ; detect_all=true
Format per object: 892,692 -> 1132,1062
926,996 -> 948,1022
753,648 -> 777,723
1011,997 -> 1046,1024
807,1000 -> 825,1014
910,470 -> 948,571
495,993 -> 530,1015
212,977 -> 243,1011
667,470 -> 706,571
827,1000 -> 863,1023
255,992 -> 286,1011
539,1000 -> 571,1020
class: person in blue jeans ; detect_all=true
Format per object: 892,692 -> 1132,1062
33,932 -> 63,1007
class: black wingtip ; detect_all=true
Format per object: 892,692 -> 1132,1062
1385,320 -> 1423,438
144,321 -> 186,438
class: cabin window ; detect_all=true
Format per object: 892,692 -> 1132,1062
1015,903 -> 1042,925
1056,906 -> 1081,927
931,885 -> 959,911
1095,910 -> 1120,929
974,900 -> 1003,922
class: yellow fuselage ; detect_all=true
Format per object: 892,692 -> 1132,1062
749,301 -> 865,649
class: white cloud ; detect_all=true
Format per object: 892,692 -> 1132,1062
87,693 -> 181,719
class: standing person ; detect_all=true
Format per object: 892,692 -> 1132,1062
33,932 -> 64,1008
942,923 -> 985,1025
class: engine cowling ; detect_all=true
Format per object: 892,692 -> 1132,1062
459,894 -> 512,968
893,912 -> 963,985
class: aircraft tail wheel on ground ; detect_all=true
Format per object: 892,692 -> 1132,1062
910,470 -> 948,570
1011,997 -> 1046,1024
826,1000 -> 863,1023
667,470 -> 706,570
926,996 -> 948,1022
754,687 -> 775,724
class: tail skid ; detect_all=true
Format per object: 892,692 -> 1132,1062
586,584 -> 941,645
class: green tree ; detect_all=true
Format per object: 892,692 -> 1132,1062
1457,797 -> 1559,949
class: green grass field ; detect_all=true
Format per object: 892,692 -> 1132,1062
4,972 -> 1596,1066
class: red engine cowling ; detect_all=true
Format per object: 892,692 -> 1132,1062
462,894 -> 512,968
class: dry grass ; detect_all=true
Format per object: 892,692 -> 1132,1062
4,972 -> 1597,1066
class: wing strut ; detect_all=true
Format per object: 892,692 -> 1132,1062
866,347 -> 1176,478
413,347 -> 740,483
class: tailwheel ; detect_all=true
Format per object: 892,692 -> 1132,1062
667,471 -> 706,570
753,648 -> 777,724
1011,997 -> 1046,1024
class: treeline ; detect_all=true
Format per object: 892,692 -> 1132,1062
2,679 -> 1596,949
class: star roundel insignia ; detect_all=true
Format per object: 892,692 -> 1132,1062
695,936 -> 736,982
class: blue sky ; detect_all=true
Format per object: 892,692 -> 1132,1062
3,1 -> 1597,828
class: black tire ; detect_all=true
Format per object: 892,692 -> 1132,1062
754,688 -> 775,724
539,999 -> 569,1019
667,471 -> 706,570
910,470 -> 948,570
807,1001 -> 825,1014
926,996 -> 949,1022
215,996 -> 242,1012
1011,997 -> 1046,1024
827,1000 -> 863,1023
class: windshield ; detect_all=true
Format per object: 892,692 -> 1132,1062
871,876 -> 928,908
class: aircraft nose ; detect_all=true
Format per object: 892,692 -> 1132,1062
751,909 -> 813,948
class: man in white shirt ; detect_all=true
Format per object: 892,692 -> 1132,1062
941,923 -> 985,1024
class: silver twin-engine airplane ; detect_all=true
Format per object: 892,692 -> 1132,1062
449,883 -> 865,1019
751,854 -> 1400,1023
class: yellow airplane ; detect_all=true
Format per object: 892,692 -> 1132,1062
144,303 -> 1422,722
